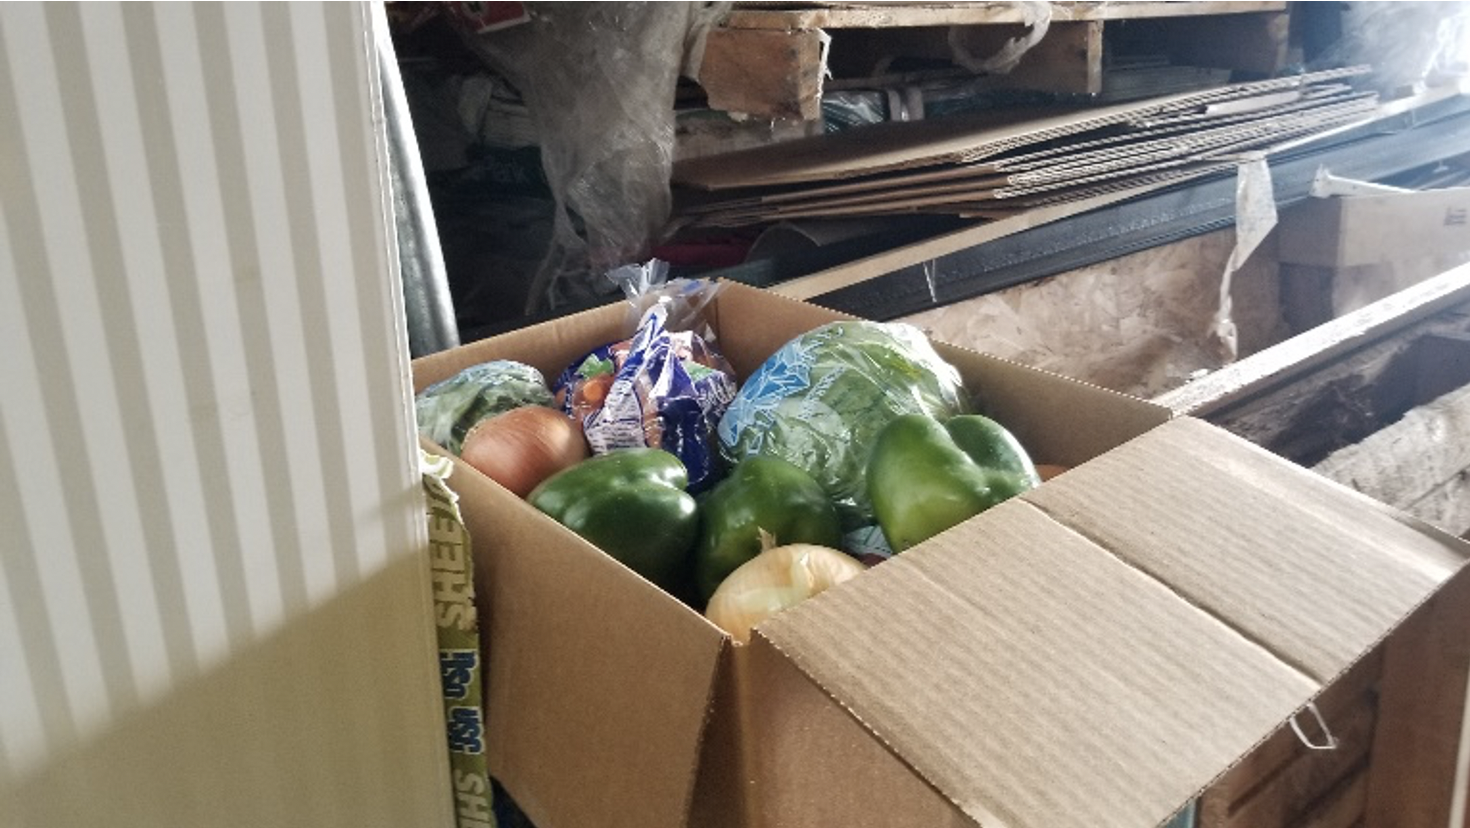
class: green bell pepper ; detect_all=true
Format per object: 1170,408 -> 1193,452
528,447 -> 698,592
866,414 -> 1040,553
693,455 -> 843,602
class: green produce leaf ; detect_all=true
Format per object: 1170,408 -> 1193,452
416,360 -> 555,455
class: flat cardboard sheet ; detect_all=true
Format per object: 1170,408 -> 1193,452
672,66 -> 1371,192
683,88 -> 1373,218
734,94 -> 1373,219
755,417 -> 1468,828
679,74 -> 1375,226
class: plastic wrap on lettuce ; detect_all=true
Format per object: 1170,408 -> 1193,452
416,360 -> 555,455
716,321 -> 972,530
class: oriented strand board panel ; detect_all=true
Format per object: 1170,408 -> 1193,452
899,229 -> 1289,399
0,4 -> 451,827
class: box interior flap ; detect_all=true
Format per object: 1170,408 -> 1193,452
934,340 -> 1172,469
755,418 -> 1468,828
433,447 -> 727,828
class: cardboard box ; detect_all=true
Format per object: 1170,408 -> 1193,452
1279,186 -> 1470,269
413,282 -> 1470,828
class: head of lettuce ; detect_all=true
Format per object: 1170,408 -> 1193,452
716,321 -> 973,532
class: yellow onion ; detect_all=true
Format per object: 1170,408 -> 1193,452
460,405 -> 590,498
705,541 -> 867,644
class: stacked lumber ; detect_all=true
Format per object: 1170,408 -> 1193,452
673,66 -> 1378,227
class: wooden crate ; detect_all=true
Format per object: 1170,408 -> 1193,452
697,1 -> 1291,120
1157,264 -> 1470,828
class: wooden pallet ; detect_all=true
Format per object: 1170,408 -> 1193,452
698,1 -> 1291,120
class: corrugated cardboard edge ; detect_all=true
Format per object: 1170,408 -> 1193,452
673,66 -> 1372,191
687,87 -> 1374,219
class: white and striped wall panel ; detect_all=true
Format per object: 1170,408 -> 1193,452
0,3 -> 451,825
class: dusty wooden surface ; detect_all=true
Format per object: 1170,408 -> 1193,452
1156,264 -> 1470,419
699,28 -> 829,121
700,3 -> 1290,114
1314,377 -> 1470,536
1188,304 -> 1470,467
720,2 -> 1286,30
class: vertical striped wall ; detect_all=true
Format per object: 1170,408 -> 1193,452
0,3 -> 451,826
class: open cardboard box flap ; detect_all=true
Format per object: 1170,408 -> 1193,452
751,417 -> 1469,828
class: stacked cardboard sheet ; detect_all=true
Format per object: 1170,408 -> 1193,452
674,66 -> 1378,227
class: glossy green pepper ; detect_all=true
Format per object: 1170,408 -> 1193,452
693,456 -> 843,602
866,414 -> 1040,553
528,447 -> 698,592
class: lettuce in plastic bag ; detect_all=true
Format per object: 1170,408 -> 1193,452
416,360 -> 555,454
716,321 -> 972,529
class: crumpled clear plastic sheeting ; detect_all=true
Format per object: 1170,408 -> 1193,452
1211,155 -> 1278,365
457,3 -> 731,314
948,1 -> 1052,75
607,260 -> 724,345
1313,2 -> 1470,94
717,321 -> 972,530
